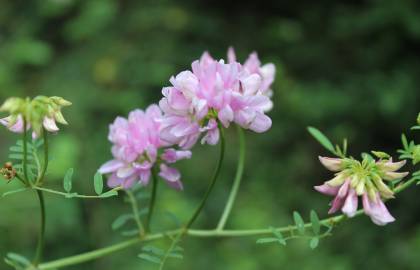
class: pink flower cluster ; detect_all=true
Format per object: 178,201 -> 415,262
99,48 -> 275,190
159,48 -> 275,149
99,105 -> 191,190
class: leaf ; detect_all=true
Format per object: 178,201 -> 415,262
63,168 -> 74,193
293,211 -> 305,235
6,253 -> 31,266
93,172 -> 104,195
310,210 -> 320,235
168,252 -> 184,259
371,151 -> 390,159
2,188 -> 29,198
307,127 -> 336,154
269,227 -> 286,245
138,253 -> 162,264
112,214 -> 134,231
100,190 -> 118,198
310,237 -> 319,249
256,237 -> 280,244
142,245 -> 165,256
401,134 -> 409,150
120,229 -> 140,237
8,154 -> 34,160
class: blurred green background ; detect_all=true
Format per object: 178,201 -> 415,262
1,0 -> 420,269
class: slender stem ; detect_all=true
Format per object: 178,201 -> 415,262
22,119 -> 29,184
36,211 -> 352,270
33,189 -> 46,266
126,189 -> 145,236
217,126 -> 245,230
146,166 -> 159,232
32,186 -> 121,199
37,130 -> 49,185
184,125 -> 225,230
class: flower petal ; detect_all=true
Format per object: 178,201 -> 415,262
99,160 -> 125,174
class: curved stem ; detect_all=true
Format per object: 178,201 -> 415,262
33,189 -> 46,266
184,125 -> 225,230
146,166 -> 159,232
126,189 -> 145,236
217,126 -> 245,230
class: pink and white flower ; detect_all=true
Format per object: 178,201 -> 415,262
159,48 -> 275,149
315,156 -> 408,226
99,104 -> 191,190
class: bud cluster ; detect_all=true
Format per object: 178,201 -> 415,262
1,162 -> 16,181
0,96 -> 71,137
315,155 -> 408,225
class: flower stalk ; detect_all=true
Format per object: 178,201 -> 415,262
217,126 -> 246,230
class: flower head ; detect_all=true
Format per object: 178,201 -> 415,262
159,48 -> 275,149
99,104 -> 191,190
0,96 -> 71,137
315,155 -> 408,225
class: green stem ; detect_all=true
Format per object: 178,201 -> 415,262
32,186 -> 121,199
217,126 -> 245,230
33,189 -> 46,266
22,119 -> 29,184
36,211 -> 351,270
37,130 -> 49,185
126,189 -> 145,236
146,166 -> 159,232
184,125 -> 225,230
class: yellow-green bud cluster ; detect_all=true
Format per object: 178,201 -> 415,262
0,96 -> 71,135
325,156 -> 408,202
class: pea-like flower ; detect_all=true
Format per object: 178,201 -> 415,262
0,96 -> 71,138
159,48 -> 275,149
315,156 -> 408,225
98,104 -> 191,190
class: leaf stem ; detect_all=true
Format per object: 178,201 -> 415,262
22,119 -> 29,184
125,189 -> 145,237
37,130 -> 49,185
146,166 -> 159,232
217,126 -> 245,230
184,124 -> 225,230
33,189 -> 46,266
32,186 -> 121,199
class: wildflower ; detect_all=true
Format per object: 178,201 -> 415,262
0,96 -> 71,138
98,104 -> 191,190
315,156 -> 408,225
159,48 -> 275,149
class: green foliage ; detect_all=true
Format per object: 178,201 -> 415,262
4,253 -> 32,270
93,172 -> 104,195
8,139 -> 43,181
63,168 -> 74,193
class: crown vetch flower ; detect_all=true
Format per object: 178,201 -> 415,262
98,104 -> 191,190
315,156 -> 408,225
0,96 -> 71,138
159,48 -> 275,149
